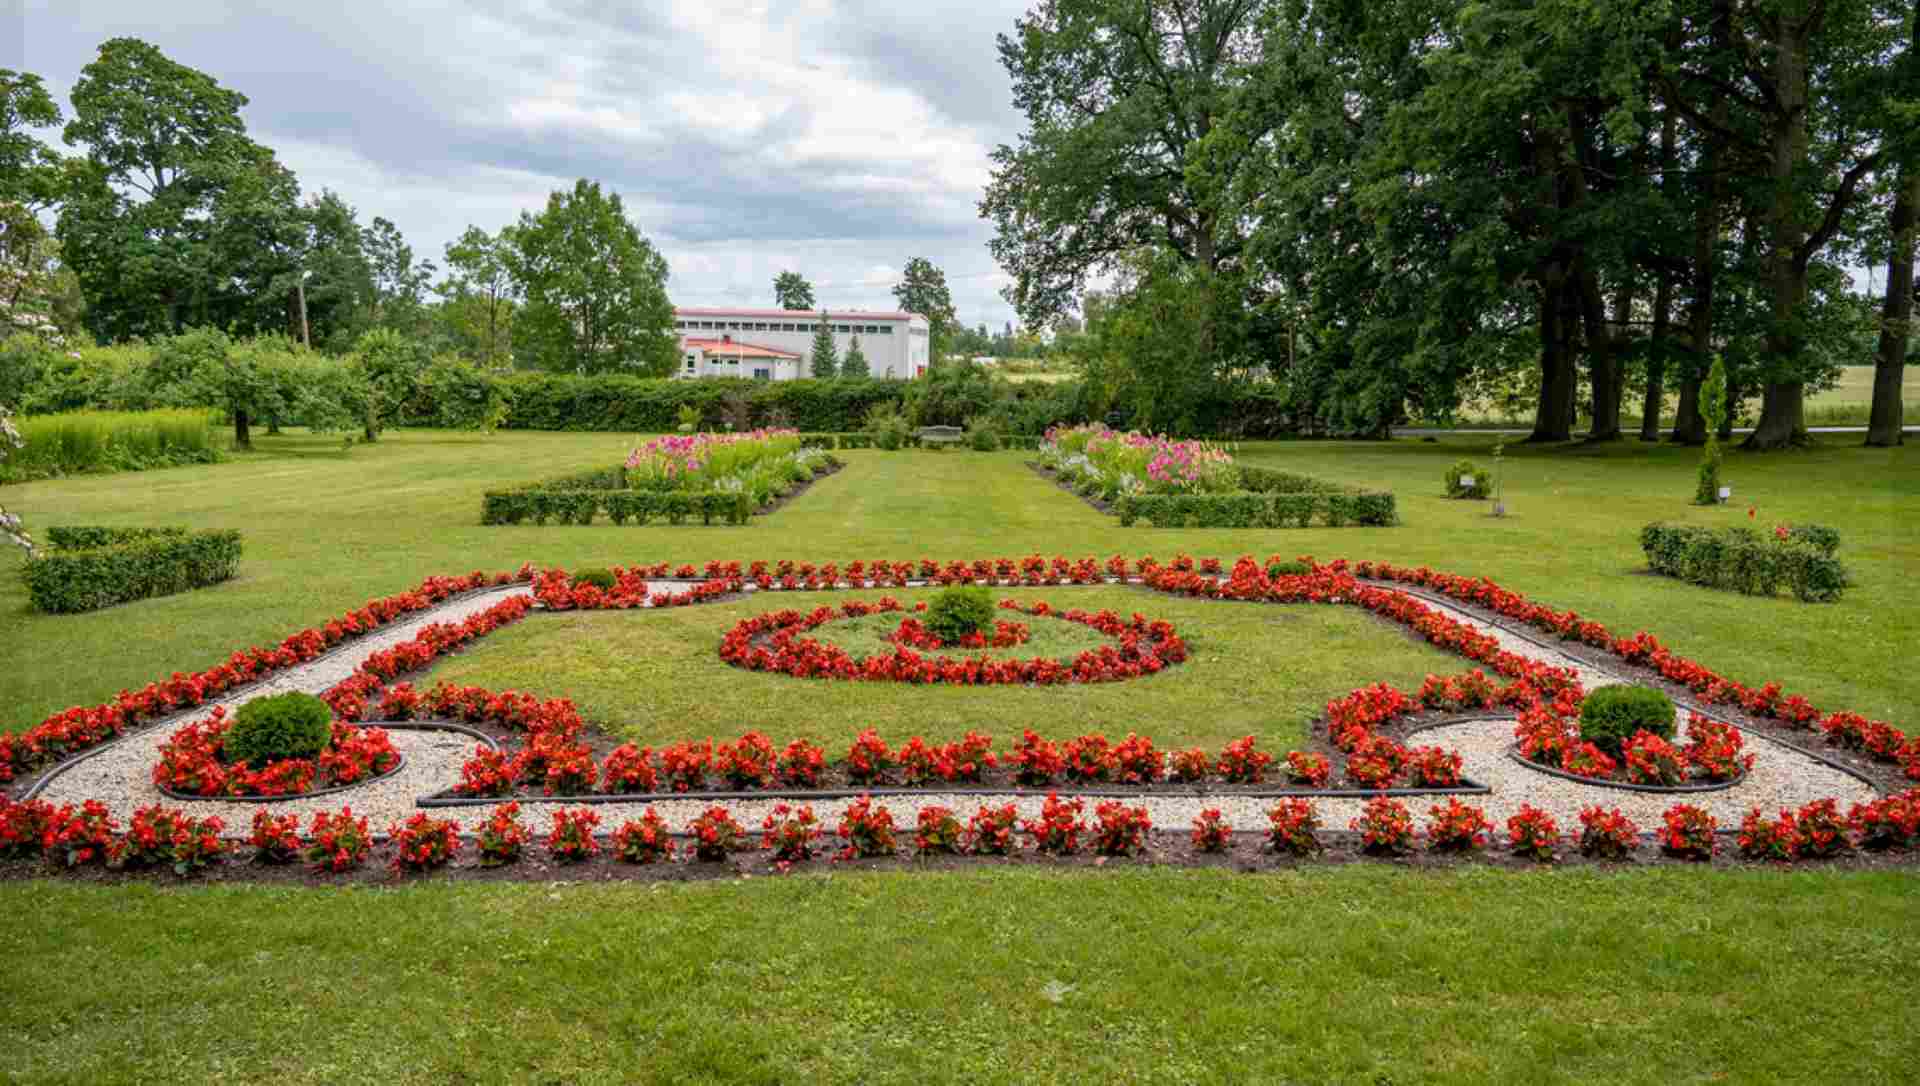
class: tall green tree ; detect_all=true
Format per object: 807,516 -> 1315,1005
57,38 -> 301,340
841,333 -> 870,378
364,215 -> 434,334
773,270 -> 815,310
809,314 -> 839,378
0,70 -> 65,210
440,225 -> 516,366
981,0 -> 1271,327
892,256 -> 958,359
502,179 -> 676,375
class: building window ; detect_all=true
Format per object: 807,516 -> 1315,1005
835,324 -> 849,333
753,367 -> 771,381
683,355 -> 695,373
878,325 -> 892,334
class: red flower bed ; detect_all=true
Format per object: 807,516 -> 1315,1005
151,707 -> 402,799
718,597 -> 1187,686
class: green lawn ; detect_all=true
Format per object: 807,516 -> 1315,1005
421,586 -> 1460,751
2,427 -> 1917,1084
1,867 -> 1914,1085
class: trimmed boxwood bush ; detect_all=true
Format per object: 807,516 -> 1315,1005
224,692 -> 334,768
926,585 -> 995,643
1444,460 -> 1488,499
1640,522 -> 1847,602
1578,686 -> 1676,756
22,526 -> 242,614
571,567 -> 617,590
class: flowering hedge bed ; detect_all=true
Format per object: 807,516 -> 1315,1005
1510,710 -> 1753,790
1034,424 -> 1396,528
717,597 -> 1189,685
478,429 -> 841,527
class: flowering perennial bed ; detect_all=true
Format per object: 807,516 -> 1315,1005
479,429 -> 842,527
152,707 -> 402,799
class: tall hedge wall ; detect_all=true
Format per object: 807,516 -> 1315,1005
465,375 -> 909,434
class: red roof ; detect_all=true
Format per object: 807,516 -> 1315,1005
675,306 -> 922,322
683,338 -> 800,360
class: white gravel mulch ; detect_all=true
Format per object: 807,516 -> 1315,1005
22,578 -> 1882,837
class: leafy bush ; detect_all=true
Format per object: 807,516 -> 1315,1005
1443,460 -> 1487,499
1578,685 -> 1676,756
1640,522 -> 1848,602
23,527 -> 242,613
1114,490 -> 1397,528
925,584 -> 995,643
224,692 -> 334,768
570,566 -> 616,590
965,415 -> 1002,451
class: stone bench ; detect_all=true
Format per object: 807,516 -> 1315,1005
914,425 -> 965,447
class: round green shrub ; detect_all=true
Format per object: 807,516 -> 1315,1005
1266,559 -> 1311,578
967,425 -> 1001,452
1577,685 -> 1676,756
925,585 -> 996,643
571,566 -> 617,590
224,692 -> 334,768
1444,460 -> 1487,499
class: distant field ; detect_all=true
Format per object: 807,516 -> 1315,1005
1454,364 -> 1915,428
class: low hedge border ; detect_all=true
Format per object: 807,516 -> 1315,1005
1035,462 -> 1396,529
1115,490 -> 1397,529
1640,522 -> 1847,602
23,526 -> 243,614
792,432 -> 1042,451
480,457 -> 844,526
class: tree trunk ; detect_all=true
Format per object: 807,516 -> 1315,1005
1672,374 -> 1704,444
1643,107 -> 1678,440
1579,260 -> 1623,441
233,409 -> 252,450
1528,278 -> 1576,442
1868,4 -> 1919,446
1670,1 -> 1729,446
1744,14 -> 1814,450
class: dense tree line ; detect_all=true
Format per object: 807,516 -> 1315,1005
985,0 -> 1918,446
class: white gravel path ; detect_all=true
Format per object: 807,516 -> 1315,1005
22,576 -> 1882,837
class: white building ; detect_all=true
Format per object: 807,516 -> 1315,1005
671,306 -> 930,380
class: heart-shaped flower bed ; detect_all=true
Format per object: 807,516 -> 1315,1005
153,705 -> 404,799
718,597 -> 1188,684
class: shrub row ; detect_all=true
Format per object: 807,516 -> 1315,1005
1640,522 -> 1847,602
23,527 -> 243,614
1114,490 -> 1397,528
480,488 -> 755,526
790,431 -> 1040,451
462,375 -> 908,433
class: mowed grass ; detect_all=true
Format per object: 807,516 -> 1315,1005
421,586 -> 1462,751
2,867 -> 1916,1085
3,427 -> 1914,727
3,425 -> 1918,1084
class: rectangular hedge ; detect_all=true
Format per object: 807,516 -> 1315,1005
480,488 -> 753,526
1639,522 -> 1847,602
1114,490 -> 1397,528
24,526 -> 243,614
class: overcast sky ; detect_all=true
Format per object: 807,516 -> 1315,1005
12,0 -> 1033,330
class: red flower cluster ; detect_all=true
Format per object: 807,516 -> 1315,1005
612,810 -> 675,863
389,812 -> 461,872
547,807 -> 602,862
1425,798 -> 1493,851
835,795 -> 898,860
151,708 -> 401,800
1026,793 -> 1086,854
689,806 -> 745,861
1092,801 -> 1151,856
966,803 -> 1020,855
248,809 -> 302,864
1659,803 -> 1717,860
122,805 -> 227,873
478,801 -> 530,866
1506,804 -> 1561,861
1352,796 -> 1415,854
900,732 -> 997,784
1191,808 -> 1232,853
1577,806 -> 1639,860
1266,798 -> 1323,856
762,803 -> 822,864
915,806 -> 964,855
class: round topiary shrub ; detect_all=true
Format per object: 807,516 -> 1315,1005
224,691 -> 334,768
1444,460 -> 1488,499
925,585 -> 995,644
571,566 -> 617,590
1266,559 -> 1311,578
1577,685 -> 1676,756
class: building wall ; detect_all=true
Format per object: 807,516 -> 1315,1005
672,309 -> 929,379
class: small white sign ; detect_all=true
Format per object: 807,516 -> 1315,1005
1718,486 -> 1732,501
1460,475 -> 1475,488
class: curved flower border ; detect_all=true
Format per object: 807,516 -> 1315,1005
716,597 -> 1189,685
